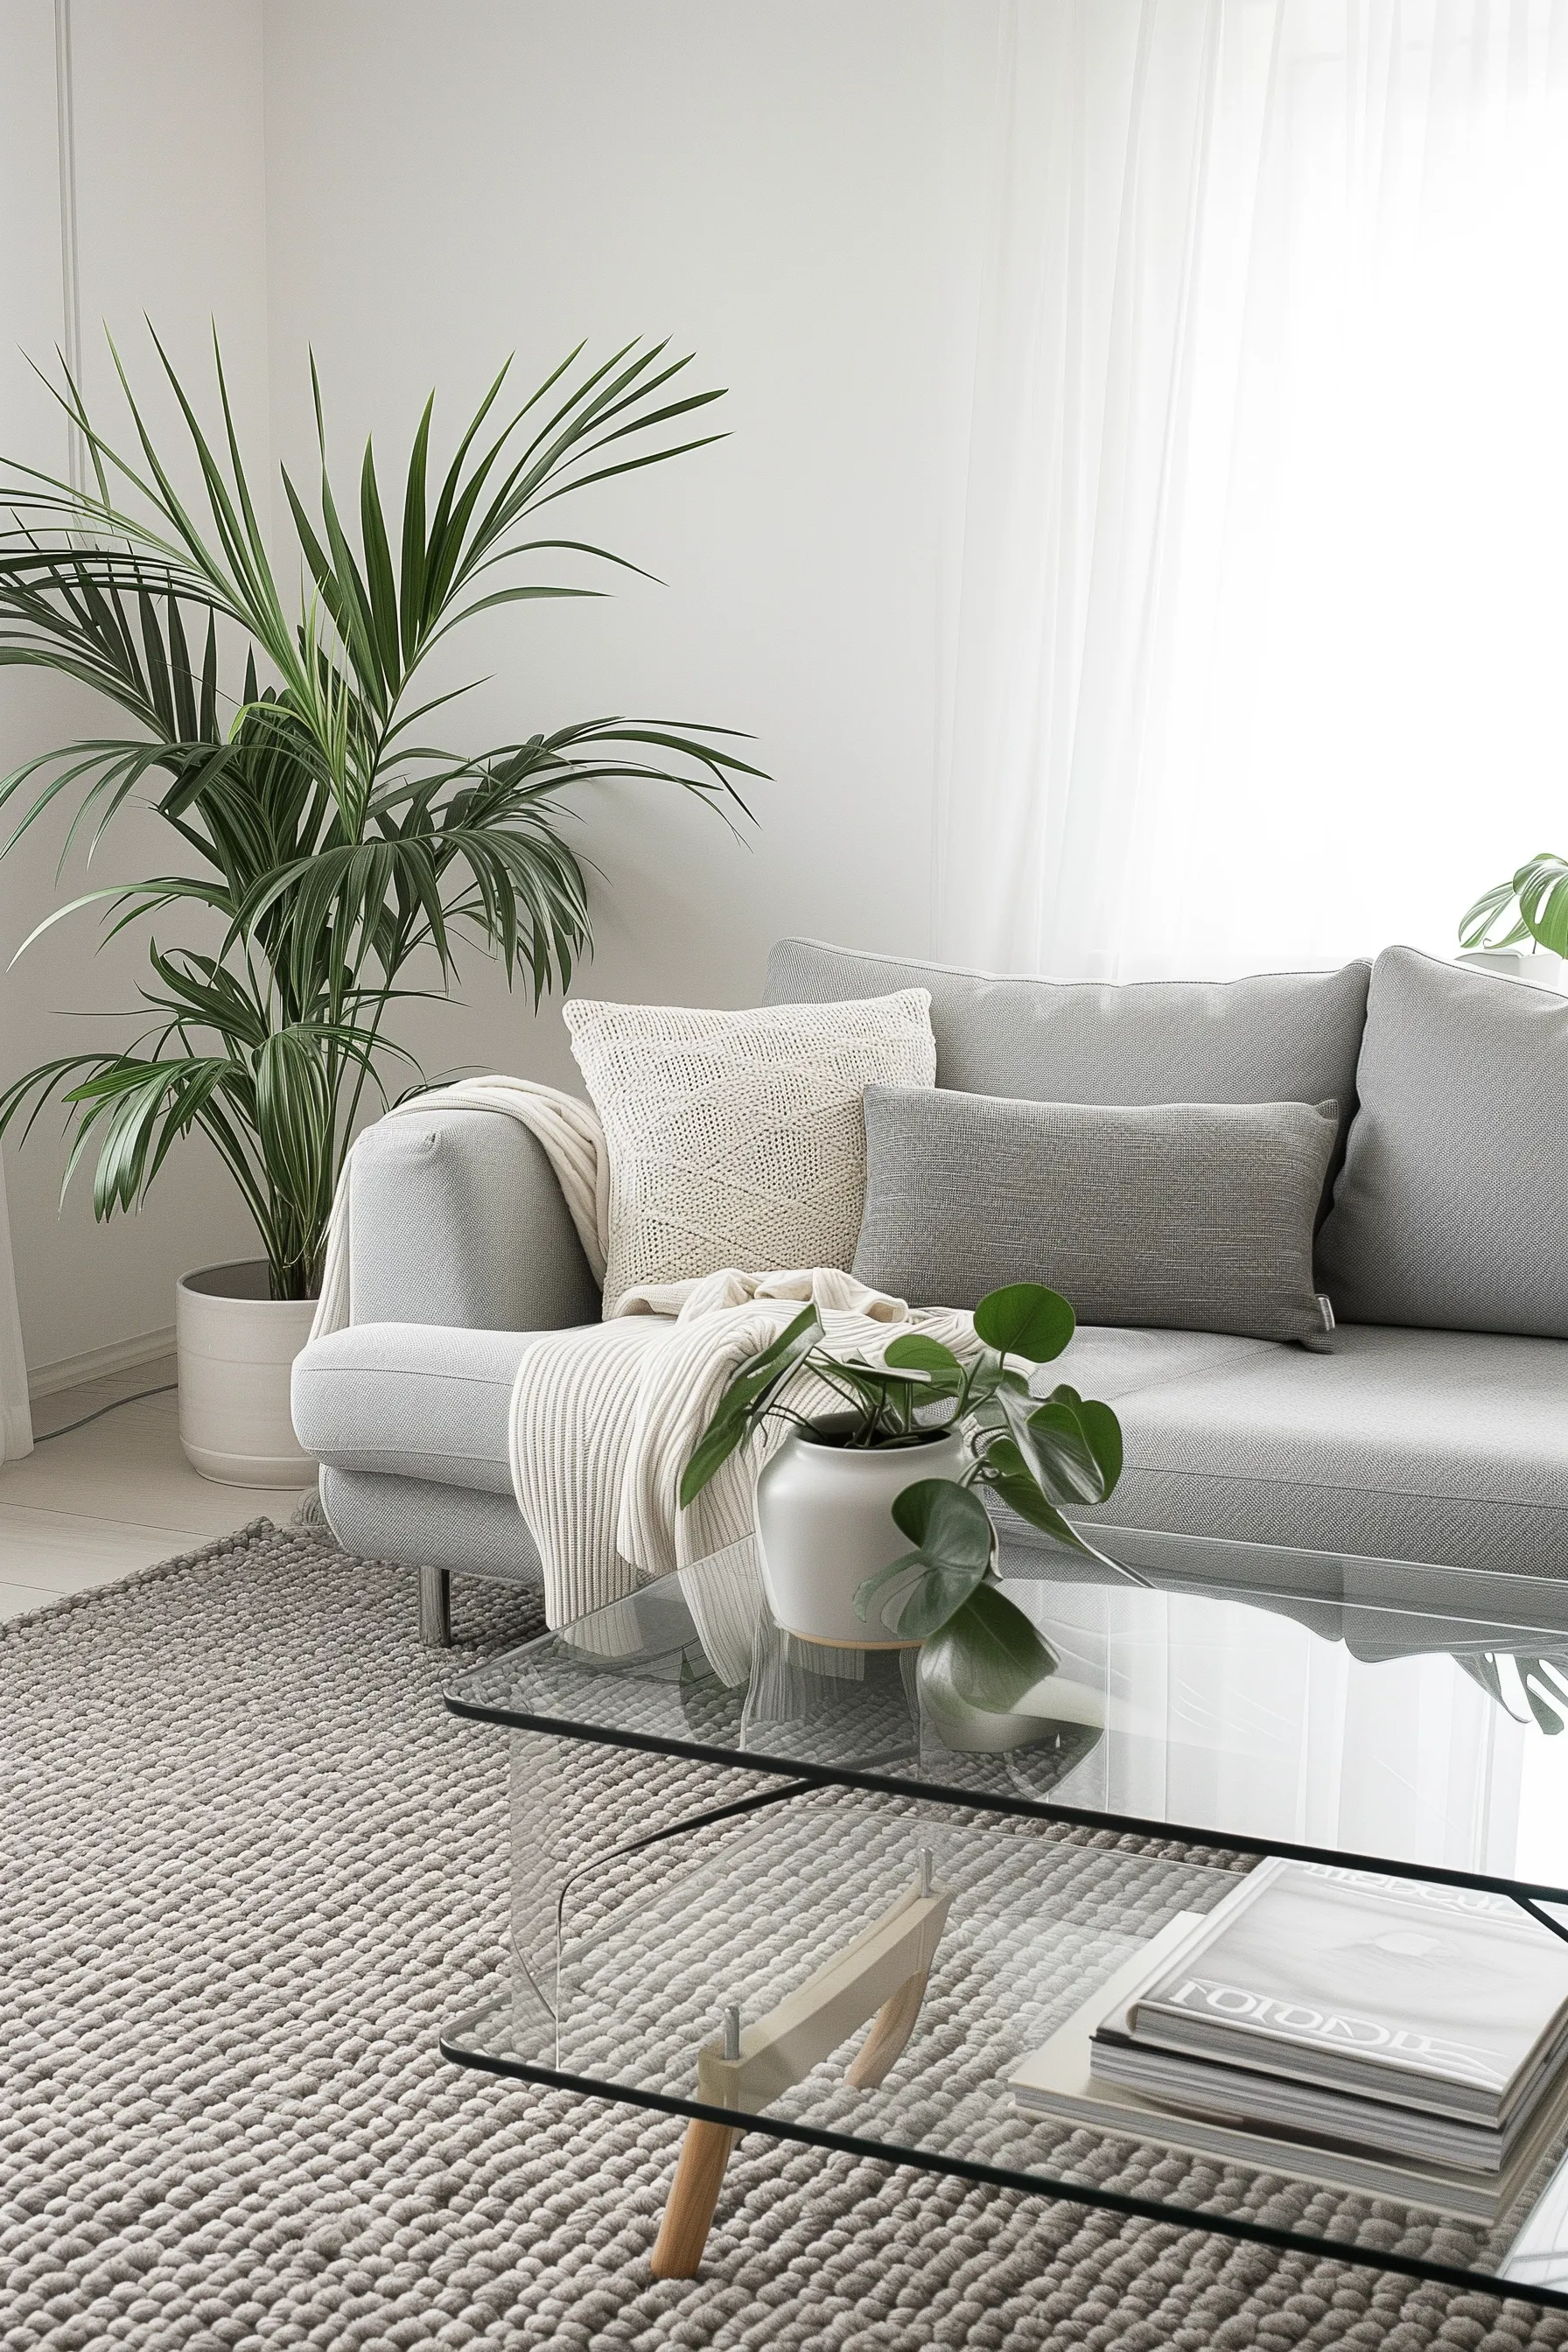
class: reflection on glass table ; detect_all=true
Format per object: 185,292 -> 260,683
443,1527 -> 1568,2301
451,1528 -> 1568,1888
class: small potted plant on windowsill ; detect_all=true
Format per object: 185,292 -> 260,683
680,1281 -> 1127,1726
1460,853 -> 1568,989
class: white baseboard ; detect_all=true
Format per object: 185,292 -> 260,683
28,1324 -> 178,1402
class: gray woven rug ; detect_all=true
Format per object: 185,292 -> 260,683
2,1522 -> 1564,2352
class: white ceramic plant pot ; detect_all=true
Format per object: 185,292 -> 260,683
753,1426 -> 970,1648
176,1260 -> 318,1486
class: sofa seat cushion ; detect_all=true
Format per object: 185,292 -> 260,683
292,1322 -> 570,1494
298,1316 -> 1568,1586
1040,1322 -> 1568,1578
1049,1326 -> 1284,1400
294,1317 -> 1273,1505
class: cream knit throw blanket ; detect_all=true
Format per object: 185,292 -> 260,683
513,1267 -> 978,1623
311,1082 -> 977,1626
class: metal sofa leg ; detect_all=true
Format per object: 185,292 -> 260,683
419,1564 -> 452,1649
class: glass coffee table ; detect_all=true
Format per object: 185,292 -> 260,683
441,1525 -> 1568,2309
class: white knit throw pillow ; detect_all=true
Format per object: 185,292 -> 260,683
564,989 -> 936,1312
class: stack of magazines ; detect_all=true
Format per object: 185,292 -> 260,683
1010,1857 -> 1568,2219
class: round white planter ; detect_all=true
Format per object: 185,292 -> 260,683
753,1425 -> 970,1647
176,1260 -> 318,1487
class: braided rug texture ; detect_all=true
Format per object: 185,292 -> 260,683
2,1520 -> 1565,2352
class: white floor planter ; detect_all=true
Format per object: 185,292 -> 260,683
176,1261 -> 318,1487
754,1426 -> 970,1647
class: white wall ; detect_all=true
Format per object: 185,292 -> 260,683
261,0 -> 998,1091
0,0 -> 997,1372
0,0 -> 276,1373
0,1 -> 270,1384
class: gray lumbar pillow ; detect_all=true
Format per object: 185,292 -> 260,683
1317,945 -> 1568,1337
852,1086 -> 1340,1347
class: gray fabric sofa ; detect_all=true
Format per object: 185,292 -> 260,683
291,937 -> 1568,1641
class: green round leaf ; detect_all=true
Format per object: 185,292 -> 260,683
1023,1398 -> 1110,1503
853,1550 -> 925,1623
678,1412 -> 750,1507
973,1283 -> 1076,1363
1516,852 -> 1568,956
988,1472 -> 1096,1555
857,1551 -> 990,1641
882,1332 -> 964,1376
1077,1398 -> 1124,1495
919,1585 -> 1059,1713
890,1476 -> 995,1567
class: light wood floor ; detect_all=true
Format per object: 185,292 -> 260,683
0,1355 -> 313,1624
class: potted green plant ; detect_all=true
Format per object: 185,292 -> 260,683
1460,853 -> 1568,988
680,1281 -> 1124,1721
0,331 -> 756,1481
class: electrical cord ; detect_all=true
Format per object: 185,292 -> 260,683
34,1382 -> 178,1442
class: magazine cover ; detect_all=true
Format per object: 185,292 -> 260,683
1126,1859 -> 1568,2118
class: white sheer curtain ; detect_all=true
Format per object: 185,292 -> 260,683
938,0 -> 1568,980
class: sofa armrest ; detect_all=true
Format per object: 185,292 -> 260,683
347,1106 -> 601,1331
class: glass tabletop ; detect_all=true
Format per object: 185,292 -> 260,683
445,1524 -> 1568,1903
442,1526 -> 1568,2310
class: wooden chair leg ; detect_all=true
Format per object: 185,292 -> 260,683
653,1865 -> 950,2276
650,2118 -> 738,2278
846,1966 -> 932,2090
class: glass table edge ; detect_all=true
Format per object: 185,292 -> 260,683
1062,1524 -> 1568,1634
438,2005 -> 1568,2318
440,1690 -> 1568,1911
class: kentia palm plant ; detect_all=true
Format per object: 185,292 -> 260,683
0,330 -> 759,1301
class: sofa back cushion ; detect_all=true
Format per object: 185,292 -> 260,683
1317,946 -> 1568,1337
766,939 -> 1370,1117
